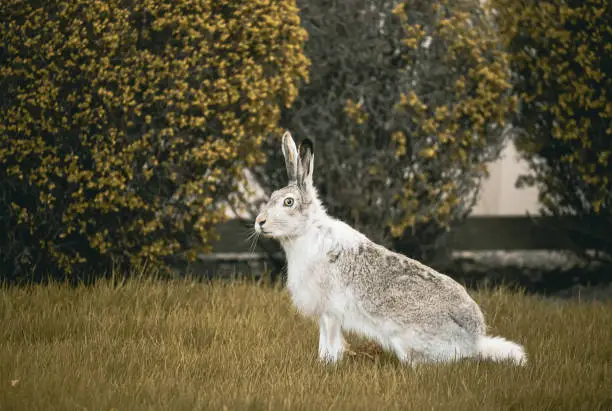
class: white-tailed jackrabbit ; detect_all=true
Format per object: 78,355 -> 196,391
254,131 -> 526,366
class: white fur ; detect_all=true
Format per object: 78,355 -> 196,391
477,336 -> 527,365
282,217 -> 364,318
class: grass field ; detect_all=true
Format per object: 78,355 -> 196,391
1,276 -> 611,411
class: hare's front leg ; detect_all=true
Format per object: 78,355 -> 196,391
318,314 -> 345,363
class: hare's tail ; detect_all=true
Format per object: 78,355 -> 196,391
477,336 -> 527,365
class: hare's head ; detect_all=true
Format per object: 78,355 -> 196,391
254,131 -> 322,239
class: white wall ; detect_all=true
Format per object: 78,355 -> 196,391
472,142 -> 541,216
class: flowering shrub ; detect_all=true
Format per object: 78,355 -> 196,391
0,0 -> 309,278
492,0 -> 612,260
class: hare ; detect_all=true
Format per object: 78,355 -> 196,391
254,131 -> 526,366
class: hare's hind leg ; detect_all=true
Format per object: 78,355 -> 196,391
318,314 -> 345,363
394,329 -> 477,365
390,336 -> 422,367
390,336 -> 409,362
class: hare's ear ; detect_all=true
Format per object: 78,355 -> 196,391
282,131 -> 298,183
297,138 -> 314,189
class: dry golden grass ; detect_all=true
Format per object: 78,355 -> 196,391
1,276 -> 611,410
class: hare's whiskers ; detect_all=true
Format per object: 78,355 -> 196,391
248,231 -> 260,254
244,226 -> 260,255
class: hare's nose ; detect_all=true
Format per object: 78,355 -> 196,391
256,215 -> 267,227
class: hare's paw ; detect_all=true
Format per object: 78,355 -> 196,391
318,314 -> 345,364
318,347 -> 344,364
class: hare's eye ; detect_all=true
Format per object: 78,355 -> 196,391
283,197 -> 295,207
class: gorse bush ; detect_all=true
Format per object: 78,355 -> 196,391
0,0 -> 309,279
252,0 -> 514,261
492,0 -> 612,260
